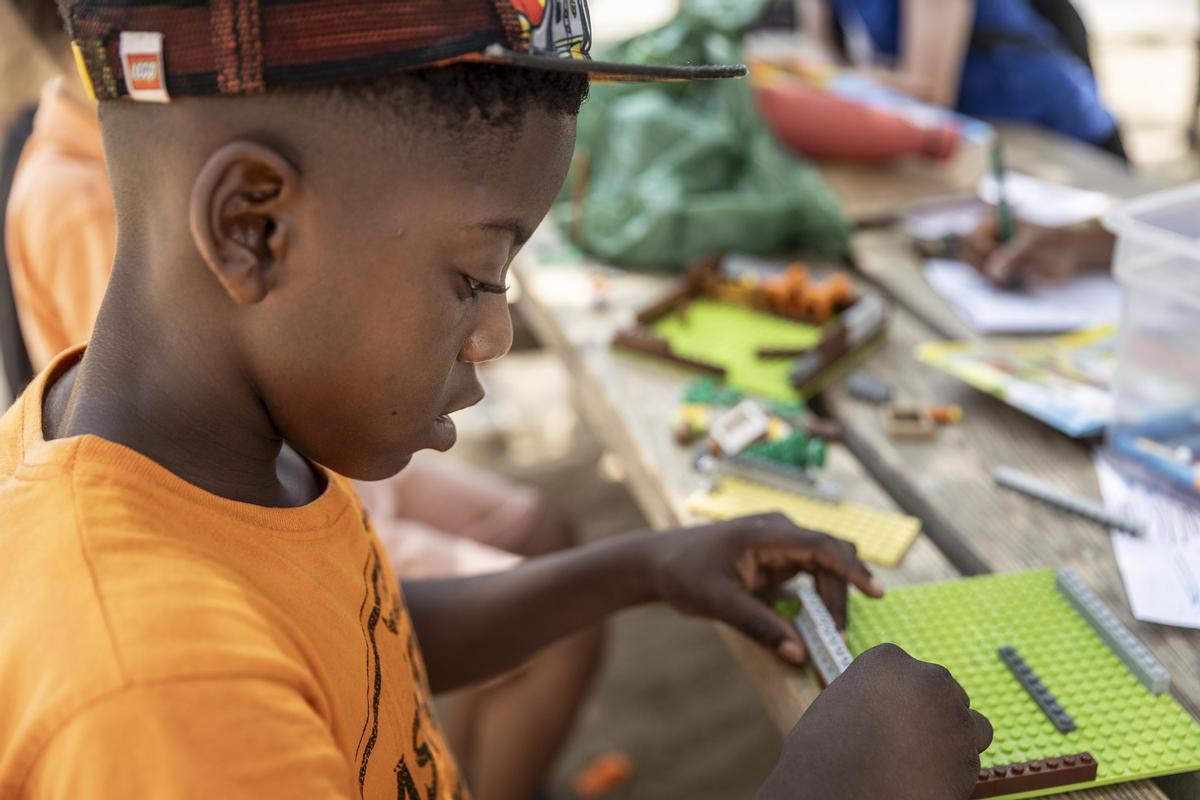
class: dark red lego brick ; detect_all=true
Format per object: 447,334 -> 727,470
971,753 -> 1098,798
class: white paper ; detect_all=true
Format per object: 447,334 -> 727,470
1097,456 -> 1200,629
978,172 -> 1112,228
901,198 -> 990,241
923,259 -> 1121,334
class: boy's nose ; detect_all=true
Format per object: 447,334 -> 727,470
460,298 -> 513,364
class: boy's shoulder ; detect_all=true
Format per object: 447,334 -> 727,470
0,397 -> 326,779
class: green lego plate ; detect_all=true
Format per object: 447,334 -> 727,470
652,299 -> 821,400
844,570 -> 1200,799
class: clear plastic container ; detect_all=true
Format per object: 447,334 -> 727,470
1103,184 -> 1200,504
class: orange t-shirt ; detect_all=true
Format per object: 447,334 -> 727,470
0,348 -> 465,799
4,79 -> 115,372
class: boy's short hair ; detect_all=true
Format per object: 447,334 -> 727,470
320,63 -> 590,133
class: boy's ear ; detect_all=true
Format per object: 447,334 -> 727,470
189,141 -> 298,305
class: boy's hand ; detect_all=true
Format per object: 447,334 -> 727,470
647,513 -> 884,665
760,643 -> 993,800
958,216 -> 1115,287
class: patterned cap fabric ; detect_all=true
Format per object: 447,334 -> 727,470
62,0 -> 747,103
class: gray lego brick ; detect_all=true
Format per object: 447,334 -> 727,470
997,645 -> 1076,733
719,455 -> 845,503
845,371 -> 894,404
993,466 -> 1144,535
1055,569 -> 1171,695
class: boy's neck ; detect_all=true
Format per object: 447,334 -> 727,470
44,286 -> 322,509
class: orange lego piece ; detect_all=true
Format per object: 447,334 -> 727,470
928,404 -> 963,424
759,265 -> 855,323
572,752 -> 634,798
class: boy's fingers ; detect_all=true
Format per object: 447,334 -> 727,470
960,219 -> 998,267
815,569 -> 848,629
970,709 -> 994,753
721,588 -> 807,666
983,244 -> 1024,287
807,539 -> 883,598
733,516 -> 883,597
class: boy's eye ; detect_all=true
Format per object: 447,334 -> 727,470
464,275 -> 509,298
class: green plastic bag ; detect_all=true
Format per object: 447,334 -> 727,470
559,0 -> 850,270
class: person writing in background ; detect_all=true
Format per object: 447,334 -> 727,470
795,0 -> 1127,157
959,216 -> 1116,287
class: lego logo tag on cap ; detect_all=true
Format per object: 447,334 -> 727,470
119,31 -> 169,103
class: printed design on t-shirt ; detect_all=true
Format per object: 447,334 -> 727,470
512,0 -> 591,61
394,632 -> 466,799
394,698 -> 465,800
353,542 -> 402,795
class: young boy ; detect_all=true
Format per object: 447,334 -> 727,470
0,2 -> 992,798
4,5 -> 599,797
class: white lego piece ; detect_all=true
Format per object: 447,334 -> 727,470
788,579 -> 854,686
709,400 -> 771,455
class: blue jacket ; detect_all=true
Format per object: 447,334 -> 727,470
830,0 -> 1117,144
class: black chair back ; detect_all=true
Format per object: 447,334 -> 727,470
0,106 -> 38,401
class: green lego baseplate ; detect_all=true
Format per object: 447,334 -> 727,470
842,570 -> 1200,799
652,299 -> 821,400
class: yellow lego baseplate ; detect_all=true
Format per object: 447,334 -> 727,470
687,477 -> 921,567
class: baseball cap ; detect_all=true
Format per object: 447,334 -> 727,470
63,0 -> 747,104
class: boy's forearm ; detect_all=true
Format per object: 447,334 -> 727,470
403,530 -> 659,693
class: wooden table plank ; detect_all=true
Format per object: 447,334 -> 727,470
512,230 -> 957,715
512,228 -> 1169,799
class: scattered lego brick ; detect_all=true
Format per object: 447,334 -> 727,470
845,371 -> 893,404
971,753 -> 1098,798
882,406 -> 936,438
687,477 -> 920,566
681,376 -> 743,407
997,646 -> 1075,733
882,404 -> 963,438
773,596 -> 803,620
927,404 -> 963,424
709,400 -> 771,455
741,430 -> 827,470
1055,569 -> 1169,694
789,580 -> 853,686
993,466 -> 1144,535
789,296 -> 888,393
712,454 -> 844,503
673,419 -> 701,446
572,752 -> 634,798
759,264 -> 856,324
757,346 -> 811,359
612,328 -> 726,377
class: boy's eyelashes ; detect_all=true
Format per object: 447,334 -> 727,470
463,275 -> 509,298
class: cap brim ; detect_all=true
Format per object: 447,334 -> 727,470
476,45 -> 746,82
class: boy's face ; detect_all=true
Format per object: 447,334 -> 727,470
242,107 -> 577,480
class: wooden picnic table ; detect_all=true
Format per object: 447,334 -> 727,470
827,126 -> 1199,800
510,124 -> 1193,800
